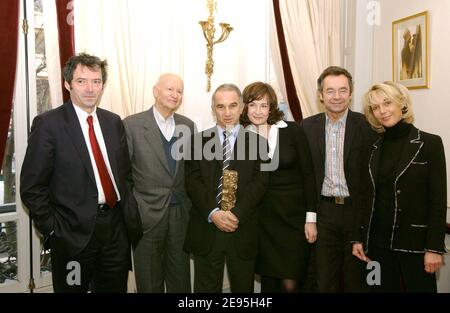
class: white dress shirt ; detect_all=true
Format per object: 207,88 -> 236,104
73,104 -> 120,204
153,107 -> 175,141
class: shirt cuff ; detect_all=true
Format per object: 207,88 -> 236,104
306,212 -> 317,223
208,208 -> 220,223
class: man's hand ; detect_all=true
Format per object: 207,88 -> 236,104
211,210 -> 239,232
304,222 -> 317,243
424,252 -> 443,274
352,243 -> 371,262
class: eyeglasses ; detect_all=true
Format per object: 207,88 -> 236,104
323,88 -> 350,97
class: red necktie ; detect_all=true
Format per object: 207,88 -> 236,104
87,115 -> 117,209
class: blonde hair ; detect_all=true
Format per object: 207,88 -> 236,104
363,81 -> 414,133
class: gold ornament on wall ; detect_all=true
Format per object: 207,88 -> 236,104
199,0 -> 233,92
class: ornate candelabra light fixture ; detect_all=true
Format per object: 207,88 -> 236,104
199,0 -> 233,92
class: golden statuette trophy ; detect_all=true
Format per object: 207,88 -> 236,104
221,170 -> 238,211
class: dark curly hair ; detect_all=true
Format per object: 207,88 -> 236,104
63,53 -> 108,85
240,82 -> 284,127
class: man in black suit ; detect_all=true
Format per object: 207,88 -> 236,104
184,84 -> 268,292
20,53 -> 142,292
301,66 -> 375,292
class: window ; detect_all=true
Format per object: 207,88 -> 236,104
34,0 -> 52,280
0,0 -> 54,292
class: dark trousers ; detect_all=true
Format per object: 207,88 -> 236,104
316,198 -> 367,292
133,204 -> 191,293
260,276 -> 301,293
193,231 -> 255,293
50,205 -> 130,293
368,246 -> 437,293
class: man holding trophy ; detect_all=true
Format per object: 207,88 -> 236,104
184,83 -> 268,293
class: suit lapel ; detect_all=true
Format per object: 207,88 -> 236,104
229,126 -> 244,170
173,114 -> 186,178
369,137 -> 382,187
62,102 -> 96,186
344,110 -> 355,163
394,127 -> 423,179
97,109 -> 119,185
143,108 -> 171,175
203,128 -> 221,188
315,114 -> 326,178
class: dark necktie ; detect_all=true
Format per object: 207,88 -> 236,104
216,130 -> 232,206
87,115 -> 117,209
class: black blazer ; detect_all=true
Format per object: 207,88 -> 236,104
357,126 -> 447,254
264,122 -> 317,227
183,126 -> 268,259
20,101 -> 142,257
300,110 -> 375,214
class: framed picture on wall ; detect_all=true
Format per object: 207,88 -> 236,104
392,11 -> 429,89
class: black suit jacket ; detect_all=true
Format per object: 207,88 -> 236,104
183,126 -> 268,259
356,126 -> 447,254
20,101 -> 142,257
263,122 -> 317,227
300,110 -> 376,216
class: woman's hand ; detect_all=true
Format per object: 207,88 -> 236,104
305,222 -> 317,243
352,243 -> 370,262
424,252 -> 443,274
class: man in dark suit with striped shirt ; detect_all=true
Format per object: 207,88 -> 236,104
301,66 -> 375,292
184,84 -> 268,292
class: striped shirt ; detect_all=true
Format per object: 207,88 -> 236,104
321,110 -> 350,197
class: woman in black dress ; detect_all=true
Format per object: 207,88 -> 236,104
352,81 -> 447,292
240,82 -> 317,292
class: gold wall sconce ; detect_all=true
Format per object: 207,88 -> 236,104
199,0 -> 233,92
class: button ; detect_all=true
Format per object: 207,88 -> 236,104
396,190 -> 401,195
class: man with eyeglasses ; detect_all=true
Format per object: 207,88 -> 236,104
300,66 -> 376,292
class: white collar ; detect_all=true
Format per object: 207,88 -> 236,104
245,120 -> 287,159
73,102 -> 98,123
153,106 -> 175,124
325,109 -> 348,125
245,120 -> 287,134
272,120 -> 288,129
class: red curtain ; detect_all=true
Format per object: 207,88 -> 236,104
273,0 -> 303,122
0,2 -> 20,164
55,0 -> 75,103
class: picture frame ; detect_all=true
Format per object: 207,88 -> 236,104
392,11 -> 429,89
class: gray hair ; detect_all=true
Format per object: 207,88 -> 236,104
211,84 -> 243,108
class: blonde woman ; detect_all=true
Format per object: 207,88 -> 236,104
352,81 -> 447,292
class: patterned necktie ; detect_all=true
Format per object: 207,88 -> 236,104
216,130 -> 232,206
87,115 -> 117,209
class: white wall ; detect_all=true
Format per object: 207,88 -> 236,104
355,0 -> 450,207
351,0 -> 374,113
75,0 -> 270,130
